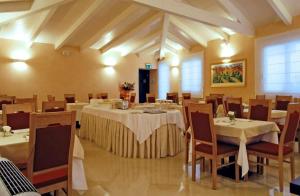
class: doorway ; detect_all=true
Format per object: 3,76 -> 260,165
139,69 -> 150,103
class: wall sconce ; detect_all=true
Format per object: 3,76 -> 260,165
11,61 -> 28,72
103,66 -> 115,76
171,55 -> 180,67
171,67 -> 179,77
220,40 -> 234,58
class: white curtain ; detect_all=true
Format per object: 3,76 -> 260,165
256,29 -> 300,96
181,56 -> 203,97
158,62 -> 170,99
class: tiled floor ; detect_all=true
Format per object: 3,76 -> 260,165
69,139 -> 300,196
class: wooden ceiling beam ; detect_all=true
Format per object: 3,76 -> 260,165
54,0 -> 105,50
130,29 -> 160,54
139,43 -> 160,55
167,32 -> 190,50
267,0 -> 292,25
133,0 -> 254,35
159,14 -> 170,58
0,0 -> 33,12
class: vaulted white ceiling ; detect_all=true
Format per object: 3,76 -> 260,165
0,0 -> 300,59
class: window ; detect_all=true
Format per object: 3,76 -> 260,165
181,56 -> 203,97
158,62 -> 170,99
261,40 -> 300,95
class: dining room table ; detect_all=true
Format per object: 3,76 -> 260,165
0,128 -> 88,192
66,102 -> 89,123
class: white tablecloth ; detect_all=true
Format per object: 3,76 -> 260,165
66,102 -> 89,122
0,129 -> 88,191
214,117 -> 280,176
82,105 -> 185,143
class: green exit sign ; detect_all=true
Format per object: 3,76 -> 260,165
145,63 -> 153,69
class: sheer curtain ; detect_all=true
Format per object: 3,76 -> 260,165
181,56 -> 203,97
158,62 -> 170,99
256,29 -> 300,96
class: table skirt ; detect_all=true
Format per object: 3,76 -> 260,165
80,112 -> 184,158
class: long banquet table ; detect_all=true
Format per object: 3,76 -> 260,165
79,105 -> 185,158
0,129 -> 88,191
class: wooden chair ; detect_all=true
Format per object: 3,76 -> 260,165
2,103 -> 34,130
88,93 -> 93,101
182,93 -> 191,100
96,93 -> 108,99
0,96 -> 14,110
256,95 -> 266,100
248,99 -> 272,121
166,92 -> 179,104
293,98 -> 300,103
226,97 -> 243,118
188,103 -> 239,189
210,93 -> 224,105
146,93 -> 156,103
64,94 -> 76,103
42,101 -> 66,112
205,96 -> 218,117
26,111 -> 76,195
182,99 -> 199,164
247,103 -> 300,192
275,95 -> 293,111
47,95 -> 55,102
15,95 -> 38,112
129,93 -> 136,103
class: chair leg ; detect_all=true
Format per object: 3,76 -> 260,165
192,151 -> 196,181
278,160 -> 284,192
185,139 -> 189,165
201,158 -> 205,172
290,156 -> 295,180
212,159 -> 217,190
235,155 -> 240,183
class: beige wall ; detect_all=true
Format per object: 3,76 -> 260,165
0,38 -> 155,108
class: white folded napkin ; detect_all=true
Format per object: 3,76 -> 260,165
11,129 -> 29,134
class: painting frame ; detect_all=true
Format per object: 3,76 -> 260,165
210,59 -> 246,87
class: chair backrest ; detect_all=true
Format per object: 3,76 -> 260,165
15,95 -> 38,112
96,93 -> 108,99
294,98 -> 300,103
188,103 -> 217,154
0,96 -> 14,110
88,93 -> 93,100
64,94 -> 75,103
130,93 -> 136,103
47,95 -> 55,102
205,96 -> 218,117
275,95 -> 293,110
256,95 -> 266,100
182,99 -> 198,130
279,103 -> 300,152
248,99 -> 272,121
182,93 -> 191,100
166,92 -> 179,104
27,111 -> 76,190
2,103 -> 34,130
42,101 -> 66,112
210,93 -> 224,105
226,97 -> 243,118
146,93 -> 156,103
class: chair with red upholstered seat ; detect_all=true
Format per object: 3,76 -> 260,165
42,101 -> 66,112
47,95 -> 56,102
188,103 -> 239,189
256,94 -> 266,100
166,92 -> 179,104
0,96 -> 14,110
88,93 -> 93,101
182,93 -> 191,100
64,94 -> 76,103
226,97 -> 243,118
248,99 -> 272,121
129,93 -> 136,103
247,103 -> 300,192
2,103 -> 34,130
26,111 -> 76,195
96,93 -> 108,99
209,93 -> 224,105
146,93 -> 156,103
275,95 -> 293,111
205,96 -> 218,117
15,94 -> 38,112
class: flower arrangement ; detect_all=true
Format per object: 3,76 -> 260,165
120,82 -> 135,91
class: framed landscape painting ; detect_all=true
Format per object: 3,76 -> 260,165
211,59 -> 246,87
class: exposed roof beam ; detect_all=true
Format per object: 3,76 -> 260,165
100,12 -> 162,54
81,4 -> 139,51
167,32 -> 190,50
133,0 -> 254,35
0,0 -> 33,12
165,44 -> 178,55
140,43 -> 160,55
267,0 -> 292,25
54,0 -> 105,49
217,0 -> 253,29
0,0 -> 73,25
205,25 -> 230,41
170,16 -> 207,47
159,14 -> 170,58
130,29 -> 160,54
28,8 -> 57,47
